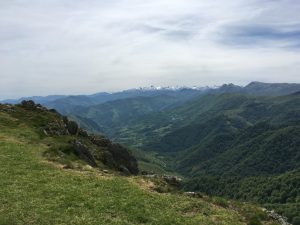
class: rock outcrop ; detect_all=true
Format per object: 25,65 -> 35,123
73,140 -> 97,167
263,209 -> 291,225
18,100 -> 139,175
108,143 -> 139,175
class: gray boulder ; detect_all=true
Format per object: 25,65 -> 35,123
73,140 -> 97,167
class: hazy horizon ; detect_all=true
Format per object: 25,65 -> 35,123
1,0 -> 300,99
1,80 -> 300,101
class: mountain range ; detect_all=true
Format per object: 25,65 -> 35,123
2,82 -> 300,114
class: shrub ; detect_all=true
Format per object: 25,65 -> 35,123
247,216 -> 262,225
213,197 -> 229,208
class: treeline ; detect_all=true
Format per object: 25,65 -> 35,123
184,170 -> 300,223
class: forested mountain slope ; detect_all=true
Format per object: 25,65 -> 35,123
64,90 -> 300,223
71,93 -> 203,136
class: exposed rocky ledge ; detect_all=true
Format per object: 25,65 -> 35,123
263,209 -> 291,225
14,100 -> 139,175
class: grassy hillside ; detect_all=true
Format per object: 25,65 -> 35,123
0,102 -> 280,225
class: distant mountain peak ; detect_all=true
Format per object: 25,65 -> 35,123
132,85 -> 219,92
246,81 -> 264,86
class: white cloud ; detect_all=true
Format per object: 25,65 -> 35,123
0,0 -> 300,99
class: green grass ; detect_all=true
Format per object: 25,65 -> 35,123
0,106 -> 280,225
0,130 -> 243,225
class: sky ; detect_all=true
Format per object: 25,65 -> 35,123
1,0 -> 300,99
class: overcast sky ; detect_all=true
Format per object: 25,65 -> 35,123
1,0 -> 300,99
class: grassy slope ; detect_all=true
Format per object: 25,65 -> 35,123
0,108 -> 278,225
